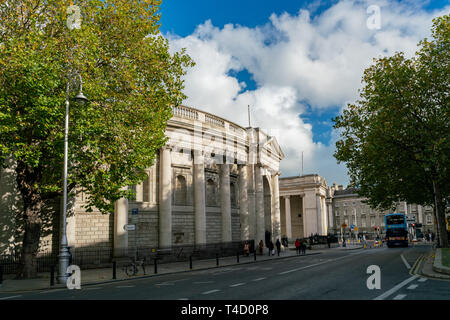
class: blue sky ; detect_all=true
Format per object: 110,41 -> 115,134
160,0 -> 449,185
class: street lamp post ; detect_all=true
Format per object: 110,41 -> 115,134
58,73 -> 88,284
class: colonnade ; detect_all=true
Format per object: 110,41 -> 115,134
114,147 -> 281,254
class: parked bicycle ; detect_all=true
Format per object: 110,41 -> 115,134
124,256 -> 146,276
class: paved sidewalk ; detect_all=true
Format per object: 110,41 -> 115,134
421,248 -> 450,280
0,244 -> 367,293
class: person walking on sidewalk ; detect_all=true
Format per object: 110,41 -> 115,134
259,240 -> 264,255
301,239 -> 307,255
244,242 -> 250,257
268,240 -> 274,256
295,239 -> 301,255
275,239 -> 281,256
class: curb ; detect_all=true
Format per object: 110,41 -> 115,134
419,249 -> 450,281
433,248 -> 450,275
0,251 -> 322,294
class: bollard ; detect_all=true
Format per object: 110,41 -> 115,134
154,258 -> 158,274
189,256 -> 193,270
216,253 -> 219,267
254,250 -> 256,261
50,265 -> 55,286
0,265 -> 3,285
237,252 -> 239,263
112,261 -> 116,280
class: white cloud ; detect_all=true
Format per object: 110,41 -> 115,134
167,0 -> 449,186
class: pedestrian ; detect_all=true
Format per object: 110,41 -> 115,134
301,239 -> 307,255
327,236 -> 331,249
244,242 -> 250,257
295,239 -> 300,255
259,240 -> 264,255
276,239 -> 281,256
268,240 -> 274,256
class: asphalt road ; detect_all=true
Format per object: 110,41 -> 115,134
1,244 -> 449,300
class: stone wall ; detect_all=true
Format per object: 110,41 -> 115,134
73,212 -> 113,249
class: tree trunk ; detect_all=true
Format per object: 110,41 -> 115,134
16,201 -> 43,279
15,160 -> 44,278
434,182 -> 449,248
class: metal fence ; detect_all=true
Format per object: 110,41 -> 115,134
0,240 -> 255,274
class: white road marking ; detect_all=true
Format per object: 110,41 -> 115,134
0,295 -> 21,300
278,252 -> 368,276
393,294 -> 407,300
278,261 -> 329,275
418,278 -> 428,282
374,275 -> 418,300
251,277 -> 266,282
230,283 -> 245,287
178,298 -> 189,300
400,254 -> 411,269
407,284 -> 418,290
85,287 -> 103,290
202,289 -> 220,295
116,285 -> 135,288
193,281 -> 214,284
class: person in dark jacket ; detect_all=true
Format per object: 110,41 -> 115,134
275,239 -> 281,256
268,240 -> 274,256
301,239 -> 307,255
259,240 -> 264,255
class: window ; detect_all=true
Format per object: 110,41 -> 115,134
143,173 -> 150,202
174,175 -> 187,205
230,182 -> 236,207
426,215 -> 432,224
206,179 -> 217,206
362,218 -> 366,227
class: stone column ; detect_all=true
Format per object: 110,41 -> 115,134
159,147 -> 172,248
238,165 -> 249,241
114,187 -> 128,257
247,164 -> 256,242
316,194 -> 322,235
255,165 -> 265,243
220,163 -> 232,242
322,196 -> 328,235
301,194 -> 307,238
418,205 -> 423,224
284,196 -> 292,240
193,150 -> 206,245
327,199 -> 334,233
272,174 -> 281,241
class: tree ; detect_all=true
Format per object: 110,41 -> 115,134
0,0 -> 194,277
333,15 -> 449,248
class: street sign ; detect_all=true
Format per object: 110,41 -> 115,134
355,227 -> 358,232
132,208 -> 139,215
350,225 -> 355,230
341,224 -> 347,228
123,224 -> 136,231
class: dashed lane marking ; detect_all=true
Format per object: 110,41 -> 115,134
418,278 -> 427,282
229,283 -> 245,287
407,284 -> 418,290
393,294 -> 407,300
251,277 -> 266,282
0,295 -> 22,300
202,289 -> 220,295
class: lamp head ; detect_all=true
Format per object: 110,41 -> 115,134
74,91 -> 89,103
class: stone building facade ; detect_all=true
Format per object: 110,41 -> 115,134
278,174 -> 331,240
328,186 -> 437,239
1,105 -> 284,256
